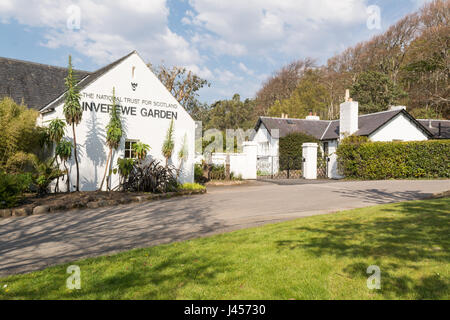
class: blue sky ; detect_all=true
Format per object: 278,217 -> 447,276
0,0 -> 431,104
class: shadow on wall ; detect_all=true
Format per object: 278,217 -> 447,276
275,199 -> 449,299
82,113 -> 106,191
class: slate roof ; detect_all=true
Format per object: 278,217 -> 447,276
0,51 -> 136,112
0,56 -> 90,110
417,119 -> 450,139
257,109 -> 434,141
42,51 -> 135,112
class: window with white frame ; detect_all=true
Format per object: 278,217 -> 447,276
124,139 -> 138,159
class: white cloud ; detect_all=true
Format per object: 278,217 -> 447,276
0,0 -> 200,66
186,0 -> 369,58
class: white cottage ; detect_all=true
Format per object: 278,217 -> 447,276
252,100 -> 448,179
0,51 -> 196,191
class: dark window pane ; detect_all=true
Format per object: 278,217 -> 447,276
125,150 -> 130,158
125,141 -> 130,150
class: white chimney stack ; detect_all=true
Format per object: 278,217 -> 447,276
340,100 -> 359,139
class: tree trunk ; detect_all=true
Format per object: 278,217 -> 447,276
64,161 -> 70,193
99,148 -> 112,191
72,124 -> 80,192
54,158 -> 60,193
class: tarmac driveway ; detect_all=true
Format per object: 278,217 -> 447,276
1,179 -> 449,276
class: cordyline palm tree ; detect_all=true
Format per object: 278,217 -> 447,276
162,119 -> 175,167
63,55 -> 83,192
177,134 -> 188,179
99,87 -> 122,191
55,139 -> 73,193
133,142 -> 151,163
46,118 -> 66,192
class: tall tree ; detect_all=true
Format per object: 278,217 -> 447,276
267,70 -> 330,119
46,118 -> 66,192
162,119 -> 175,167
99,87 -> 122,191
255,58 -> 316,116
63,55 -> 83,191
150,63 -> 210,116
206,94 -> 256,130
177,134 -> 188,179
55,139 -> 72,193
351,71 -> 407,114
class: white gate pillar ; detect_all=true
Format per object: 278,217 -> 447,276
302,143 -> 318,180
242,141 -> 257,179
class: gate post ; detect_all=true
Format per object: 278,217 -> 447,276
302,143 -> 318,180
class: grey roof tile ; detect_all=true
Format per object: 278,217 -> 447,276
0,56 -> 90,110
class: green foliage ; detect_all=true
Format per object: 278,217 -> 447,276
33,159 -> 64,195
179,183 -> 206,191
351,71 -> 408,114
105,88 -> 122,150
0,97 -> 44,170
132,142 -> 151,161
63,55 -> 82,126
46,119 -> 66,145
116,158 -> 135,179
63,55 -> 82,191
279,132 -> 320,170
5,151 -> 38,174
337,139 -> 450,179
162,119 -> 175,165
194,163 -> 205,183
0,171 -> 33,208
267,70 -> 330,119
55,140 -> 73,162
210,164 -> 226,180
205,94 -> 256,130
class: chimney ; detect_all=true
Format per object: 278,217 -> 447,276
306,112 -> 320,121
389,106 -> 407,111
340,100 -> 359,139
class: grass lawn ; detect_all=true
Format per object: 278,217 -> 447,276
0,197 -> 448,300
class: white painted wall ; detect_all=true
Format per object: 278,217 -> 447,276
41,52 -> 195,191
302,143 -> 318,179
339,101 -> 359,138
206,142 -> 257,180
252,123 -> 279,173
369,113 -> 429,142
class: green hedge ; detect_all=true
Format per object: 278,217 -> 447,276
336,139 -> 450,179
279,132 -> 320,170
0,171 -> 33,208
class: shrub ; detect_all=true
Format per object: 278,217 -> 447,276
122,159 -> 178,193
194,163 -> 205,183
210,164 -> 225,180
337,138 -> 450,179
0,171 -> 33,208
179,183 -> 206,191
279,132 -> 320,170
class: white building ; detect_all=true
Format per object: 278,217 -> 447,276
252,101 -> 447,179
1,51 -> 196,191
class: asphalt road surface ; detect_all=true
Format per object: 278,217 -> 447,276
1,179 -> 449,276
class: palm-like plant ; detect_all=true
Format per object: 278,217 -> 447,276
99,87 -> 122,191
46,118 -> 66,192
133,142 -> 151,162
63,55 -> 83,191
162,119 -> 175,167
55,139 -> 73,192
177,134 -> 188,179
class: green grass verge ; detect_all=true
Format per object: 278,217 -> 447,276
0,198 -> 448,300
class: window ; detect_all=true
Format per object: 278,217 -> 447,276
125,140 -> 138,159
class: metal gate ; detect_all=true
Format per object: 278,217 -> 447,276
257,155 -> 329,180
